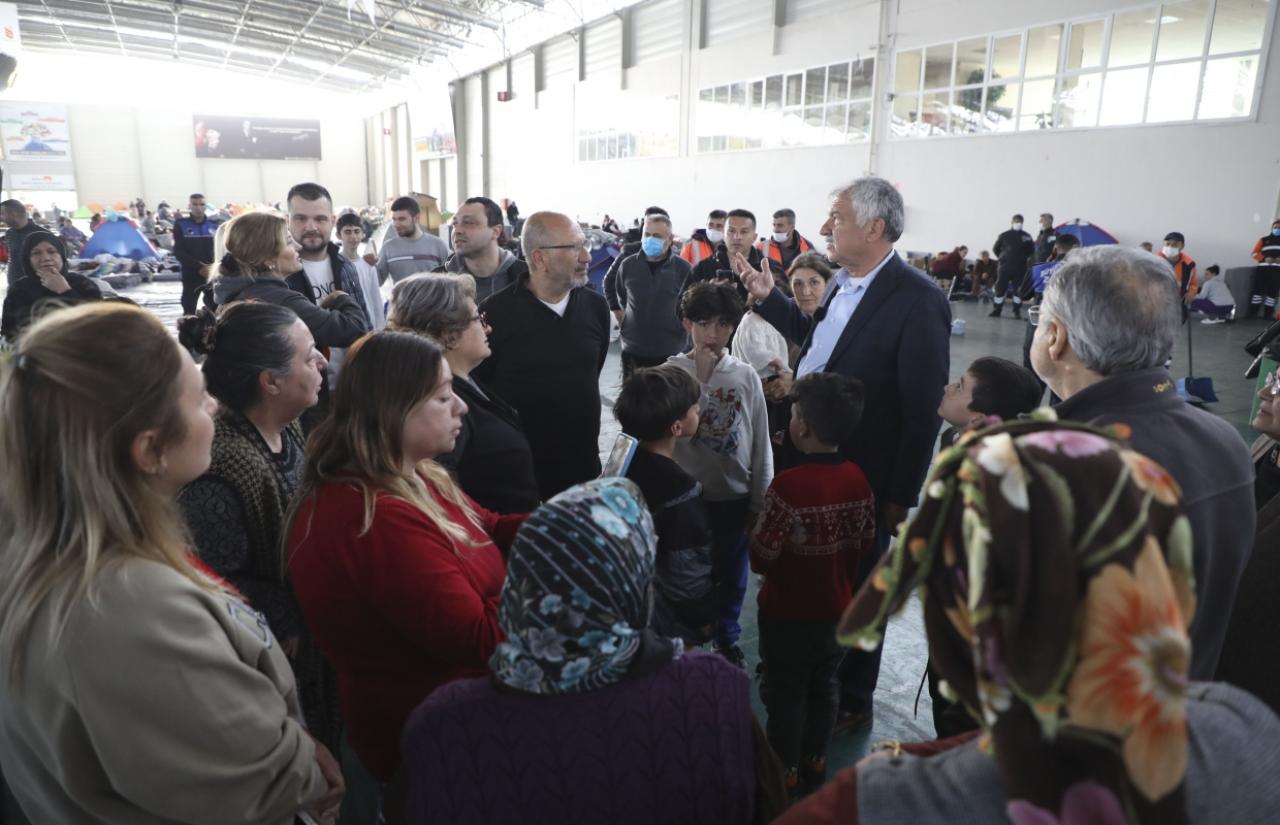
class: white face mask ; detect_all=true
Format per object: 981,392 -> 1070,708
706,228 -> 724,244
772,231 -> 790,244
1163,245 -> 1180,258
1011,222 -> 1023,231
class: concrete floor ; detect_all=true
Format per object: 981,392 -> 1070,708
598,295 -> 1267,775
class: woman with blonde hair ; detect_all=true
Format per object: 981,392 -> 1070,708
388,274 -> 540,513
287,330 -> 526,786
207,211 -> 368,349
0,303 -> 343,824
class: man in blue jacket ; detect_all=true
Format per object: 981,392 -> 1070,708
740,175 -> 951,732
171,193 -> 222,314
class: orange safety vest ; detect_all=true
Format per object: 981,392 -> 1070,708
757,233 -> 814,267
680,238 -> 715,265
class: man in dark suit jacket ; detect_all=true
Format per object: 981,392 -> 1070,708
739,176 -> 951,729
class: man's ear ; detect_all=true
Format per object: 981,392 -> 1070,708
1046,318 -> 1070,363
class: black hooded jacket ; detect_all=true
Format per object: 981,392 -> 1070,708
1,231 -> 103,341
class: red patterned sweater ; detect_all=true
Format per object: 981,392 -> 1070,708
748,454 -> 876,622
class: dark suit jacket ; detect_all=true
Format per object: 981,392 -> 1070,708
755,252 -> 950,509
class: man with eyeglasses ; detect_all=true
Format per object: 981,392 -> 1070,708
680,208 -> 785,306
1029,244 -> 1254,682
1021,232 -> 1081,402
436,196 -> 529,302
474,211 -> 611,500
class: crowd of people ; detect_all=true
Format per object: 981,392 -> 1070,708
1,172 -> 1280,825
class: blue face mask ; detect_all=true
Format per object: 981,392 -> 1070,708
641,236 -> 666,257
1272,227 -> 1280,236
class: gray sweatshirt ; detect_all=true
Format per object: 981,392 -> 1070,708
441,248 -> 529,302
669,351 -> 774,511
614,252 -> 692,360
377,231 -> 450,283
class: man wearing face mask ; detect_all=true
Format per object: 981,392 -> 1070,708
603,206 -> 669,301
681,208 -> 786,305
988,213 -> 1036,319
680,209 -> 727,266
758,208 -> 815,272
1158,231 -> 1198,322
1248,219 -> 1280,319
610,213 -> 693,381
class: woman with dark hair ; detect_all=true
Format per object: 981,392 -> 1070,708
401,478 -> 786,824
176,301 -> 339,748
0,231 -> 102,342
778,419 -> 1280,825
287,331 -> 525,785
388,273 -> 539,513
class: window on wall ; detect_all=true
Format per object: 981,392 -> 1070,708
696,57 -> 876,152
577,93 -> 679,162
889,0 -> 1273,139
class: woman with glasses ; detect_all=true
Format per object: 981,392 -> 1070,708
1216,366 -> 1280,716
388,274 -> 540,514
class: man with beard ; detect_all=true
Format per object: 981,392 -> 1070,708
435,196 -> 528,302
376,195 -> 450,283
171,193 -> 222,314
474,211 -> 611,499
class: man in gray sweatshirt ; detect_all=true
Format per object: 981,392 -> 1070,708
608,213 -> 693,380
376,195 -> 450,284
436,196 -> 528,302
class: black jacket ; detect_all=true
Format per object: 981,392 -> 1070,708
1,271 -> 103,341
172,215 -> 222,280
474,275 -> 611,500
211,272 -> 368,349
285,243 -> 371,323
435,375 -> 540,514
682,245 -> 786,305
755,253 -> 950,510
1054,367 -> 1255,680
993,228 -> 1036,275
1034,227 -> 1057,264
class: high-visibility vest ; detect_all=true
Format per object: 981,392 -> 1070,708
757,233 -> 814,267
680,238 -> 715,265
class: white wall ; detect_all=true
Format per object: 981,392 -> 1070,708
65,104 -> 368,209
454,0 -> 1280,268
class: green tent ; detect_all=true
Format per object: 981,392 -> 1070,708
72,206 -> 93,218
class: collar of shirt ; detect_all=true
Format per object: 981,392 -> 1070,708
831,248 -> 896,295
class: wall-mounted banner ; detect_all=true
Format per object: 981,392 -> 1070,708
0,102 -> 71,160
8,172 -> 76,190
193,115 -> 322,160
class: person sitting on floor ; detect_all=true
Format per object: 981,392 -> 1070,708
399,478 -> 787,825
1189,265 -> 1235,324
776,418 -> 1280,825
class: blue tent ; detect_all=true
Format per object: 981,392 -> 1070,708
1054,220 -> 1118,247
81,217 -> 158,261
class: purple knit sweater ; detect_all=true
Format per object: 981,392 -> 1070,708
401,650 -> 757,825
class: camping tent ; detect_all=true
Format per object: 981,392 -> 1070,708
81,216 -> 158,260
1054,220 -> 1118,246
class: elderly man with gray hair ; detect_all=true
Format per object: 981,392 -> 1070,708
1030,244 -> 1255,680
606,212 -> 693,380
741,175 -> 951,731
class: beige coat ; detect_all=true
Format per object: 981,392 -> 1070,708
0,557 -> 324,823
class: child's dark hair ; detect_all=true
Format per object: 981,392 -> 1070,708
790,373 -> 865,446
967,357 -> 1043,422
1054,234 -> 1081,253
336,212 -> 363,233
1206,264 -> 1220,275
614,364 -> 701,442
680,281 -> 746,325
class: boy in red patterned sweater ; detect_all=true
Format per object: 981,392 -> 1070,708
749,372 -> 876,798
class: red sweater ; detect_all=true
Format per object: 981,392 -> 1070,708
287,476 -> 525,781
748,455 -> 876,623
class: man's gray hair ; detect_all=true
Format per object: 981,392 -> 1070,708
832,176 -> 904,242
1041,245 -> 1181,376
643,213 -> 672,231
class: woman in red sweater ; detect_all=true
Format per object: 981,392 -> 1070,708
286,330 -> 525,785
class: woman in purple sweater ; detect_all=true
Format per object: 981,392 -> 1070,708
398,478 -> 785,825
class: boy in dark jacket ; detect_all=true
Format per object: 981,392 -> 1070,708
750,373 -> 875,797
614,364 -> 717,646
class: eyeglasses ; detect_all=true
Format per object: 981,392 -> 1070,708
1263,370 -> 1280,398
539,241 -> 591,253
1028,305 -> 1042,327
469,312 -> 489,329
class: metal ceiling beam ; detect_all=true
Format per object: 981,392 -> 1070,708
35,0 -> 76,49
221,0 -> 254,69
266,2 -> 324,78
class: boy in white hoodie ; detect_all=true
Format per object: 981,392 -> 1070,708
669,281 -> 774,667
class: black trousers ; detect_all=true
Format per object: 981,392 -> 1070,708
180,269 -> 206,316
759,618 -> 843,771
837,525 -> 889,713
620,351 -> 668,382
992,264 -> 1030,304
1252,265 -> 1280,314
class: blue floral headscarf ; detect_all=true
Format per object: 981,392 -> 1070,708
490,478 -> 684,694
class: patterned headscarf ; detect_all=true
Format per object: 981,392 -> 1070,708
838,414 -> 1196,825
491,478 -> 684,695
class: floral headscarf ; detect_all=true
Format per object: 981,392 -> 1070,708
491,478 -> 684,695
837,414 -> 1196,825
